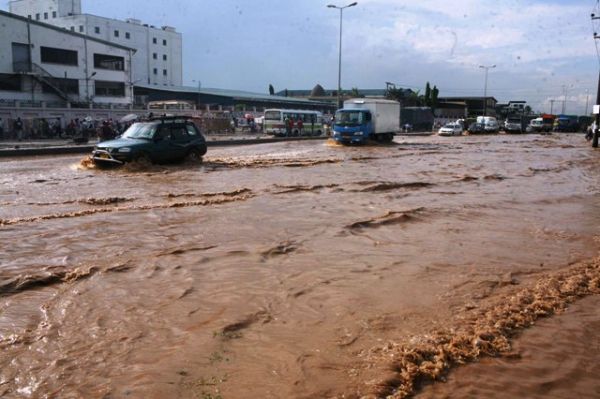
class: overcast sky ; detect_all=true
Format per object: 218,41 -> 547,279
5,0 -> 600,114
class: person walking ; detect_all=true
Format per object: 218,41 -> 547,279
14,117 -> 24,141
297,117 -> 304,136
287,117 -> 294,137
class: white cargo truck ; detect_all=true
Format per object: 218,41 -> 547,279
332,99 -> 401,144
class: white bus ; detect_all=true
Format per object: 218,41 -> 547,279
264,109 -> 324,137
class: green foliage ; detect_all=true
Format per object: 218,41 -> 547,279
350,87 -> 364,98
268,84 -> 275,95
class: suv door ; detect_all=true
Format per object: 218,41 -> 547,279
169,124 -> 191,160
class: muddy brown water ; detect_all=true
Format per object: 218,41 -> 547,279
0,134 -> 599,398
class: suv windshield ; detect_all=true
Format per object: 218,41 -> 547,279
123,123 -> 158,139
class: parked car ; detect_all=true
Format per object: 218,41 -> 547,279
468,122 -> 485,134
92,116 -> 207,166
438,123 -> 463,136
504,117 -> 523,133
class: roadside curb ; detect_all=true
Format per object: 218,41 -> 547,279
0,136 -> 328,157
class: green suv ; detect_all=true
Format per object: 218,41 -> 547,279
92,116 -> 207,166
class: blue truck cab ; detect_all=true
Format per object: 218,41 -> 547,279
332,109 -> 373,144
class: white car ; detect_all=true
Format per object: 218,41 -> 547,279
438,123 -> 463,136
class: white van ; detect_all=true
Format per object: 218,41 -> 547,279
477,116 -> 499,133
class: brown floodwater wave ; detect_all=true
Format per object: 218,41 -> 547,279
0,189 -> 253,226
1,134 -> 600,398
357,257 -> 600,398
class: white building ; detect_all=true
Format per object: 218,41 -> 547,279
8,0 -> 183,87
0,10 -> 135,104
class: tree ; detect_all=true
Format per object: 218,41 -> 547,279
269,84 -> 275,95
284,88 -> 289,97
524,105 -> 532,115
431,85 -> 439,110
424,82 -> 432,106
351,87 -> 363,98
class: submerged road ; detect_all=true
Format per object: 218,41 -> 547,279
1,134 -> 599,398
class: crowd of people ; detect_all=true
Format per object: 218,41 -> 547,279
0,116 -> 135,142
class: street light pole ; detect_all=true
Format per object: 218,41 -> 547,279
592,13 -> 600,147
479,64 -> 495,116
328,2 -> 357,109
585,89 -> 590,116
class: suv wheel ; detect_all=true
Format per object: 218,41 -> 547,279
134,152 -> 152,165
186,147 -> 203,163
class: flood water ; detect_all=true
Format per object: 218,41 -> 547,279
1,134 -> 599,398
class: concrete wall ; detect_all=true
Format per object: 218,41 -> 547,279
0,12 -> 133,104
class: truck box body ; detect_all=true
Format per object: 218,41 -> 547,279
401,107 -> 434,131
332,99 -> 400,144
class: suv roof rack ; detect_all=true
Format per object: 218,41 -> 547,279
148,115 -> 195,121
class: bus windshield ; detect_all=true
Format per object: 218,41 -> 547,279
335,111 -> 365,126
264,111 -> 282,121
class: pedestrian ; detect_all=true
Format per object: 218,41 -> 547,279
66,120 -> 76,137
14,117 -> 24,141
297,117 -> 304,136
100,120 -> 115,142
52,118 -> 61,139
287,117 -> 294,137
41,118 -> 49,138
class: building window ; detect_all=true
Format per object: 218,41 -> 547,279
95,27 -> 100,34
0,74 -> 22,92
95,81 -> 125,97
153,37 -> 157,44
79,25 -> 84,33
94,54 -> 125,71
35,13 -> 40,20
52,11 -> 57,18
44,12 -> 48,19
41,78 -> 79,95
125,32 -> 130,39
114,30 -> 119,38
153,53 -> 157,60
40,46 -> 78,66
163,39 -> 167,46
163,69 -> 167,76
163,54 -> 167,61
153,68 -> 158,75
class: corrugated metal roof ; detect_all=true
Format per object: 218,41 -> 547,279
135,84 -> 332,105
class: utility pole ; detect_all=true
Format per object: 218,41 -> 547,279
561,85 -> 572,114
479,65 -> 496,116
550,99 -> 555,114
592,11 -> 600,147
585,89 -> 590,115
